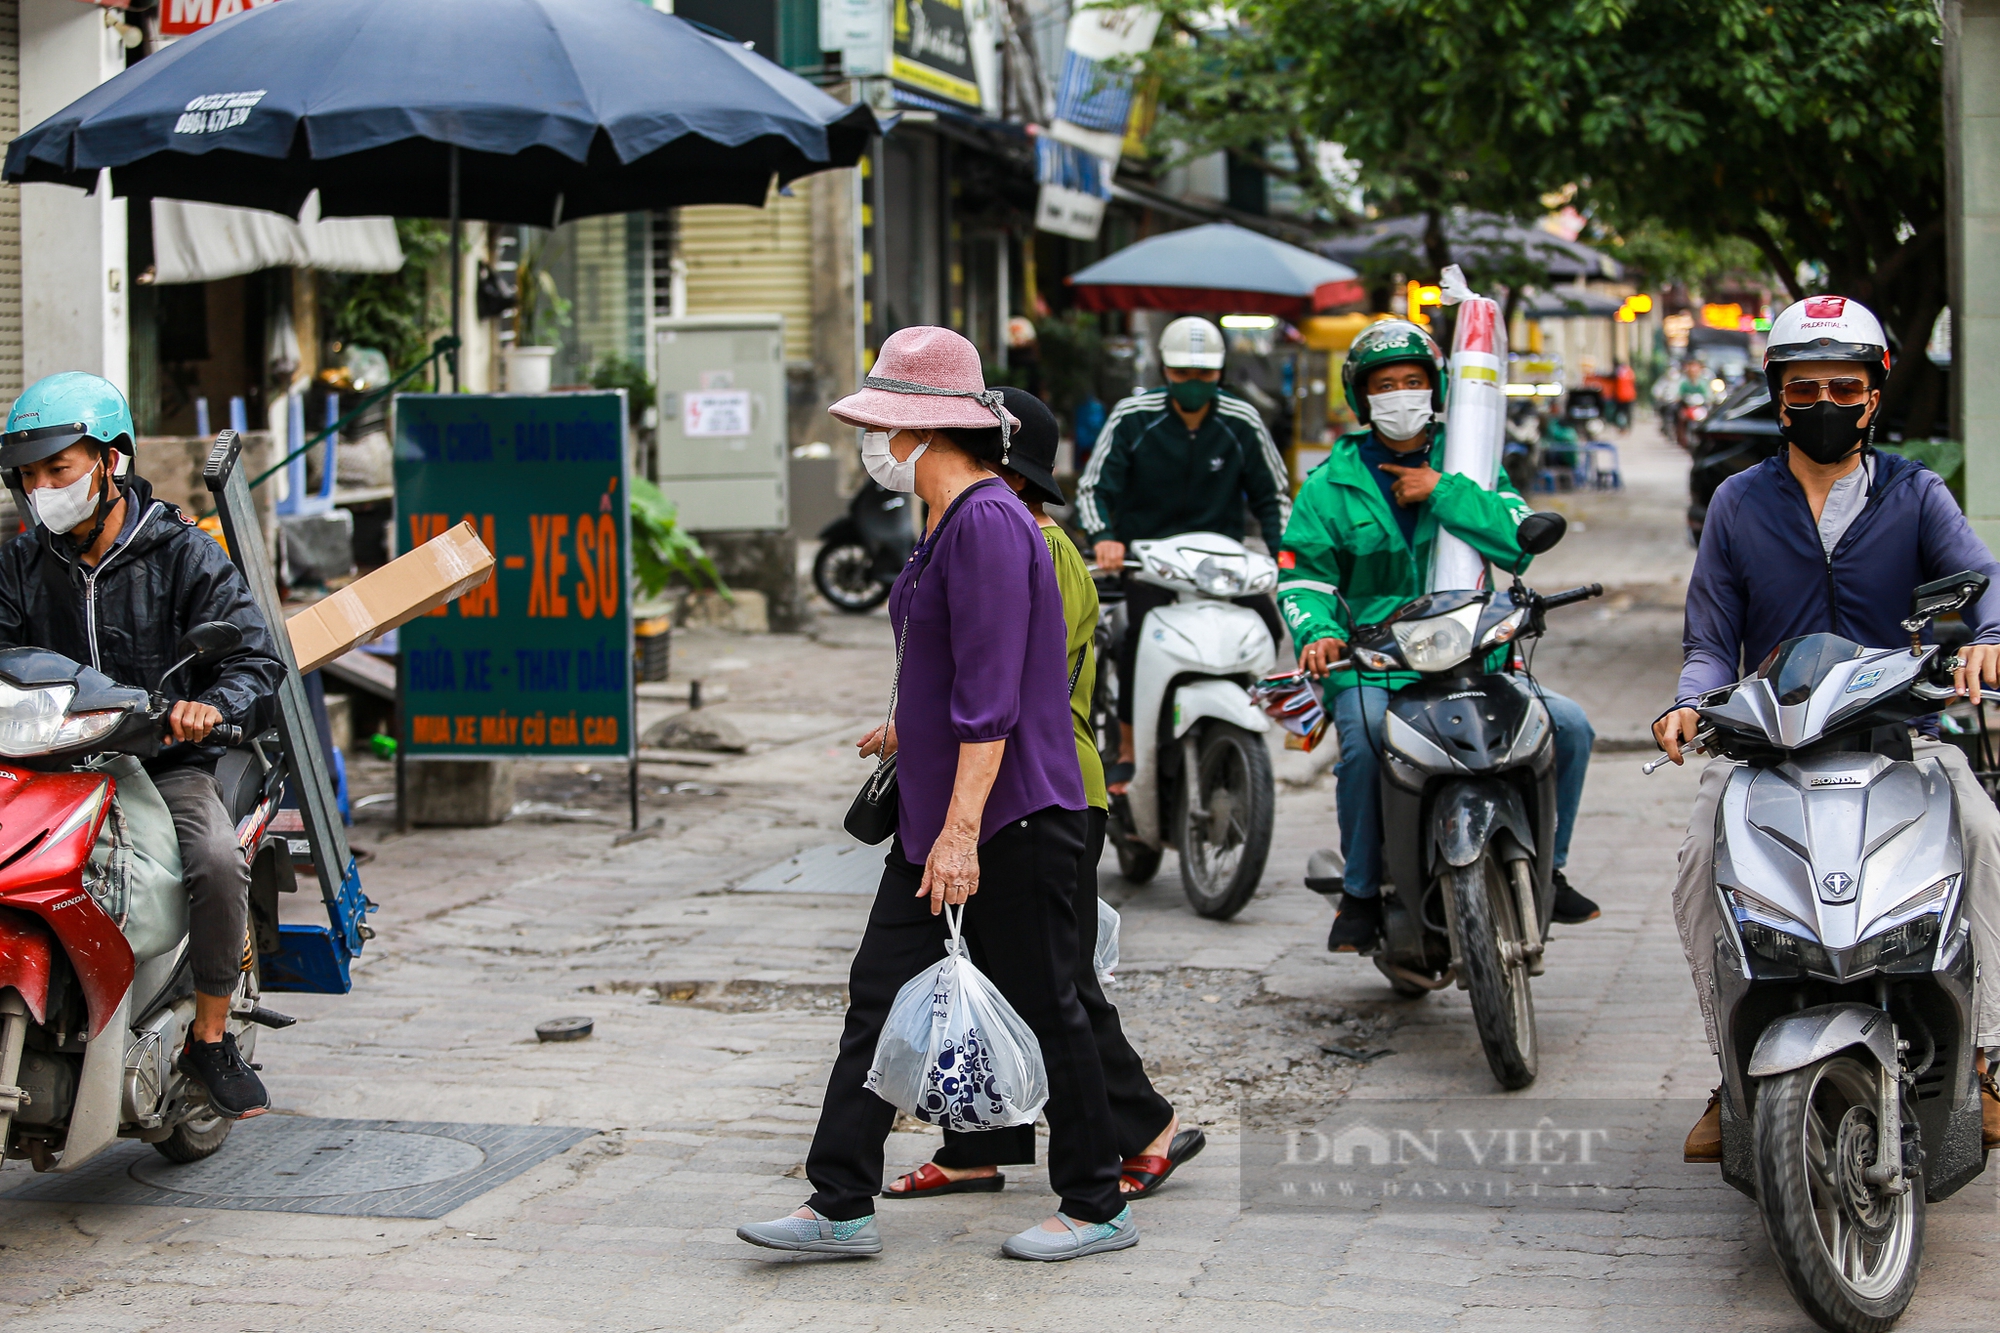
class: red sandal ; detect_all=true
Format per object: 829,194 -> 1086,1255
1121,1127 -> 1206,1199
880,1162 -> 1006,1199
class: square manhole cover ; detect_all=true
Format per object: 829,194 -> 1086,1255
0,1117 -> 595,1218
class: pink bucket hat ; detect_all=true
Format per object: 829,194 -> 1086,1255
829,326 -> 1020,460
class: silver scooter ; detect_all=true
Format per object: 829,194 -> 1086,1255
1091,532 -> 1277,919
1670,571 -> 1991,1333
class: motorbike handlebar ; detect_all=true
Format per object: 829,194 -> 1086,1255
214,724 -> 245,747
1539,583 -> 1605,611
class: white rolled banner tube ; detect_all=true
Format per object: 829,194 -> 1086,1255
1429,264 -> 1509,592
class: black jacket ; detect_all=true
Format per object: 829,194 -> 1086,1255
0,474 -> 286,773
1073,387 -> 1291,550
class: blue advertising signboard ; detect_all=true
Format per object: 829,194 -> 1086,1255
392,392 -> 632,759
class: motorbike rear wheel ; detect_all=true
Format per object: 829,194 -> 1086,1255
1177,722 -> 1274,920
1448,851 -> 1538,1089
813,541 -> 891,612
1754,1055 -> 1922,1333
1106,799 -> 1161,884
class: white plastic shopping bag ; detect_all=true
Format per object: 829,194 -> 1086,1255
1094,897 -> 1121,988
865,904 -> 1050,1130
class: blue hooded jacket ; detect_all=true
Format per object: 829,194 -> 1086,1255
1677,448 -> 2000,707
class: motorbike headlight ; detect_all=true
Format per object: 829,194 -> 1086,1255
1477,607 -> 1529,651
1352,643 -> 1402,671
51,709 -> 124,751
1871,914 -> 1942,965
0,682 -> 77,757
1392,607 -> 1477,672
1192,556 -> 1248,598
1739,919 -> 1832,975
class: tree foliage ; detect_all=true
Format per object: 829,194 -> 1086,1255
1137,0 -> 1948,431
320,218 -> 450,377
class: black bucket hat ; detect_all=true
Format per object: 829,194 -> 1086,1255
996,387 -> 1064,507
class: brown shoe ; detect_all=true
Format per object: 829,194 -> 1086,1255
1684,1090 -> 1722,1163
1981,1071 -> 2000,1152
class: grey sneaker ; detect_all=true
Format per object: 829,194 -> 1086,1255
736,1208 -> 881,1256
1001,1205 -> 1138,1262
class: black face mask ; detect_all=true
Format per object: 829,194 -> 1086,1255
1780,400 -> 1869,466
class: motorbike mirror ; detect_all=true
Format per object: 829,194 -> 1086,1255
1908,572 -> 1990,627
174,620 -> 244,664
1515,511 -> 1568,557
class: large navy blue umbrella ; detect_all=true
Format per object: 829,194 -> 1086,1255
3,0 -> 880,224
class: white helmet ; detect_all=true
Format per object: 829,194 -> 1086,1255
1763,295 -> 1889,397
1159,316 -> 1226,370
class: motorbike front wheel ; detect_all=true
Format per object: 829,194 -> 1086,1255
153,1108 -> 233,1164
1448,851 -> 1538,1089
1177,722 -> 1274,920
812,542 -> 891,612
1754,1055 -> 1923,1333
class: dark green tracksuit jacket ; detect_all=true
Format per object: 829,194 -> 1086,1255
1074,388 -> 1291,550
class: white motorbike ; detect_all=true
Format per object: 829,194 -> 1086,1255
1093,532 -> 1278,918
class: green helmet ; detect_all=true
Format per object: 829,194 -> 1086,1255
1341,319 -> 1446,425
1,372 -> 135,470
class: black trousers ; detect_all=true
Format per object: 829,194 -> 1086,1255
804,806 -> 1125,1224
1116,576 -> 1284,722
933,807 -> 1173,1168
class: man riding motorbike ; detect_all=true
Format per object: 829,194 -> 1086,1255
1653,296 -> 2000,1158
0,373 -> 286,1119
1075,315 -> 1290,793
1277,319 -> 1601,952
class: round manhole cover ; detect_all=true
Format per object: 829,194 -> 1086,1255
130,1128 -> 486,1198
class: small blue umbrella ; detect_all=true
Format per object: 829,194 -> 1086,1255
1067,223 -> 1361,317
5,0 -> 878,224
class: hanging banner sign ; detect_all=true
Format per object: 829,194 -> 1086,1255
1047,5 -> 1162,162
393,392 -> 633,761
159,0 -> 283,36
892,0 -> 980,108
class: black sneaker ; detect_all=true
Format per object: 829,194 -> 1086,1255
1326,891 -> 1383,953
177,1032 -> 270,1119
1551,870 -> 1601,924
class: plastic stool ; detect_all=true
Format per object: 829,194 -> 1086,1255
1585,441 -> 1622,490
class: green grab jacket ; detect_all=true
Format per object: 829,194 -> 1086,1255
1276,427 -> 1535,695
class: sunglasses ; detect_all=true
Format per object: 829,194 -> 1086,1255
1780,376 -> 1871,408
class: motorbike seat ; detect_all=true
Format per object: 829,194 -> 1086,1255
213,747 -> 263,824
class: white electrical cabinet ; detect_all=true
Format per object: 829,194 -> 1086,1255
654,314 -> 788,530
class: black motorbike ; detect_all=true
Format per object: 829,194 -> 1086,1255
813,480 -> 916,613
1343,512 -> 1602,1088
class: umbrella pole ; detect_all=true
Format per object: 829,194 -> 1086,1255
449,144 -> 462,392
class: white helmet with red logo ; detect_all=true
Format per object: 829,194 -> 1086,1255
1763,295 -> 1890,398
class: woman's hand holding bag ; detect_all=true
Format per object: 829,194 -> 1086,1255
864,903 -> 1050,1131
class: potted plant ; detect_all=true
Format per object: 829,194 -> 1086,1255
628,476 -> 730,680
505,230 -> 571,393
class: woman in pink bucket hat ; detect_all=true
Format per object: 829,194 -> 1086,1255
737,327 -> 1138,1263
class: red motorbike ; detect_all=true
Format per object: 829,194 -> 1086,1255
0,621 -> 297,1172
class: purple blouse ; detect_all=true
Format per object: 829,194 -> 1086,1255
888,479 -> 1086,862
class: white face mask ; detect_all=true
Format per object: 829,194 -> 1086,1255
1367,389 -> 1435,444
862,430 -> 928,493
28,461 -> 105,534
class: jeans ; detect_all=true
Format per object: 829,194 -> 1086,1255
1332,681 -> 1594,899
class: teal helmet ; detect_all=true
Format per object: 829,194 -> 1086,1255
1341,319 -> 1446,424
2,372 -> 134,470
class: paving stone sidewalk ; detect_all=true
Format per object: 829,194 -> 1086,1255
0,424 -> 1992,1332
